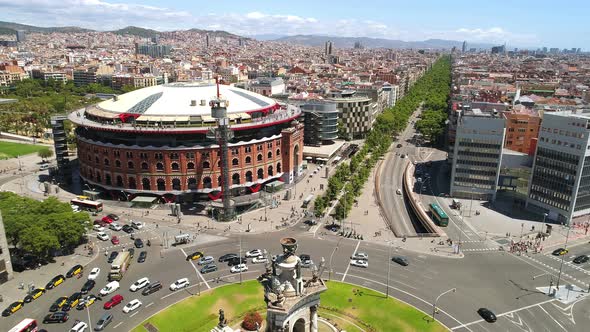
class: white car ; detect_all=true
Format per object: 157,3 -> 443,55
197,256 -> 215,266
122,299 -> 142,313
351,252 -> 368,260
230,264 -> 248,273
99,281 -> 120,296
93,224 -> 105,232
169,278 -> 190,291
70,321 -> 88,332
131,220 -> 144,230
109,223 -> 122,231
71,205 -> 81,212
130,277 -> 150,292
350,259 -> 368,268
88,267 -> 100,280
245,249 -> 263,258
252,256 -> 268,264
97,232 -> 109,241
396,189 -> 402,195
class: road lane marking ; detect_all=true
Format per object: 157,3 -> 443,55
336,271 -> 416,290
130,311 -> 139,318
538,305 -> 568,332
113,322 -> 123,329
341,240 -> 361,281
180,248 -> 211,289
146,302 -> 154,308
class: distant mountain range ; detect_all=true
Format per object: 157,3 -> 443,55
0,20 -> 93,34
271,34 -> 497,50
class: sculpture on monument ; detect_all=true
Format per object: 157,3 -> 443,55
218,308 -> 227,327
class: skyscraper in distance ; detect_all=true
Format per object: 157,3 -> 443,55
325,41 -> 333,55
462,41 -> 467,53
16,30 -> 25,43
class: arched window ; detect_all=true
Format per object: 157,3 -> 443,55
203,161 -> 210,169
157,178 -> 166,191
276,149 -> 280,156
128,161 -> 134,169
172,178 -> 181,190
188,178 -> 197,189
105,174 -> 112,185
129,177 -> 137,189
257,168 -> 264,179
187,162 -> 195,170
88,169 -> 94,180
277,162 -> 282,173
96,173 -> 102,183
95,156 -> 99,164
141,162 -> 148,170
245,156 -> 251,164
156,162 -> 164,171
232,158 -> 239,166
104,158 -> 110,166
115,160 -> 121,168
257,154 -> 263,162
268,165 -> 273,176
142,178 -> 151,190
218,176 -> 222,186
246,171 -> 253,182
171,162 -> 179,171
232,173 -> 240,185
87,155 -> 91,161
268,151 -> 272,159
203,177 -> 212,189
217,160 -> 220,168
116,175 -> 123,187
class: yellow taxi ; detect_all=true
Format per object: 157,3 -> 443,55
24,288 -> 46,302
2,301 -> 24,316
66,292 -> 82,308
66,265 -> 83,278
46,274 -> 66,289
50,296 -> 69,312
186,251 -> 204,261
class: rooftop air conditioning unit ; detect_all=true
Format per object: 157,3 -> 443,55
190,100 -> 197,106
200,99 -> 206,106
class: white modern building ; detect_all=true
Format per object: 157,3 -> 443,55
450,109 -> 506,201
526,111 -> 590,224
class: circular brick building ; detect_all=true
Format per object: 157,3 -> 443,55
69,82 -> 304,202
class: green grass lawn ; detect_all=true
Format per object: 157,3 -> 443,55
0,141 -> 49,159
132,280 -> 447,332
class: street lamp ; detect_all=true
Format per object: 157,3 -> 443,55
239,235 -> 243,284
386,241 -> 393,298
432,288 -> 456,323
328,238 -> 343,281
555,219 -> 572,290
533,272 -> 555,296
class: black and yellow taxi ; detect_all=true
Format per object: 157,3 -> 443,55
186,251 -> 204,261
76,294 -> 98,310
46,274 -> 66,289
63,292 -> 82,310
2,300 -> 24,316
24,288 -> 46,303
49,296 -> 69,312
66,264 -> 83,278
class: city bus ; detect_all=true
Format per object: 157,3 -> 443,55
302,194 -> 314,208
70,198 -> 103,212
429,203 -> 449,227
9,318 -> 38,332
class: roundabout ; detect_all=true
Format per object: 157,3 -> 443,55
131,280 -> 446,332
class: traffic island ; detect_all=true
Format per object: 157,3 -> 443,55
132,280 -> 446,332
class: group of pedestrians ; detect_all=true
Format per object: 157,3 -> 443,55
509,237 -> 544,255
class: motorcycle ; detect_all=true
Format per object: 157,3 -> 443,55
147,240 -> 151,247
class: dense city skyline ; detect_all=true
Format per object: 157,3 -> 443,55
0,0 -> 588,49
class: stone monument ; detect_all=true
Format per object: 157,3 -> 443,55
257,237 -> 327,332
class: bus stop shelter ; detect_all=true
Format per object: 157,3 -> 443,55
130,196 -> 158,208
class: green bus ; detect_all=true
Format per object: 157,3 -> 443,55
429,203 -> 449,227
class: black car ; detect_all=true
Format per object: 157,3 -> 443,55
107,214 -> 119,221
122,225 -> 134,234
134,238 -> 144,248
392,256 -> 409,266
66,264 -> 83,278
63,292 -> 81,311
227,257 -> 248,266
397,143 -> 403,148
573,255 -> 589,264
107,251 -> 119,263
304,219 -> 317,226
201,264 -> 218,274
138,251 -> 147,263
43,311 -> 69,324
46,274 -> 66,289
128,248 -> 135,258
141,281 -> 163,296
325,224 -> 340,232
81,280 -> 95,294
477,308 -> 497,323
218,253 -> 238,262
49,296 -> 68,312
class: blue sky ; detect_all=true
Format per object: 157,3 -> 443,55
0,0 -> 588,49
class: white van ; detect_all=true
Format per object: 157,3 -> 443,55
99,281 -> 120,296
39,164 -> 50,171
131,220 -> 144,230
70,321 -> 88,332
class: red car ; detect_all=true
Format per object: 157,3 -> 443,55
93,219 -> 107,227
111,236 -> 120,245
103,294 -> 123,309
101,216 -> 114,224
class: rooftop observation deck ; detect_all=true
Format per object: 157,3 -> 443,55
68,104 -> 302,135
